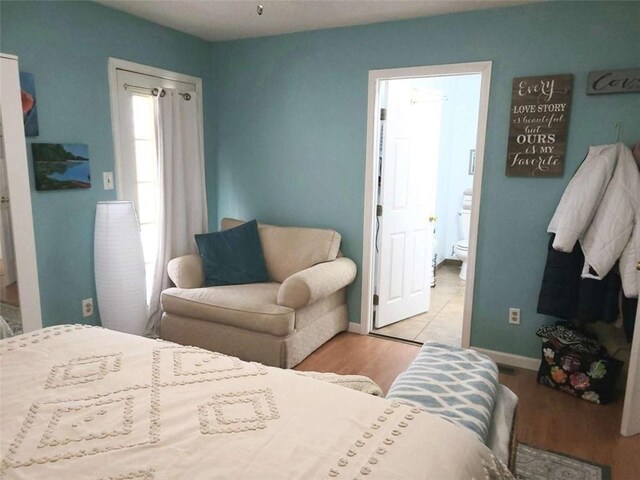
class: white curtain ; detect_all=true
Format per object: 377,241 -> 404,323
146,90 -> 208,336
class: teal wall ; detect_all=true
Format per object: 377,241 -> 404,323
426,74 -> 481,263
213,1 -> 640,358
0,1 -> 215,327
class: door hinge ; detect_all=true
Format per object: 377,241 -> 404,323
380,108 -> 386,121
373,294 -> 379,306
376,204 -> 383,216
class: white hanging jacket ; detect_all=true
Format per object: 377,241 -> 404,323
548,143 -> 619,252
580,144 -> 639,297
548,143 -> 640,298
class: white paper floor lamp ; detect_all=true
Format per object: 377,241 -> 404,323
94,201 -> 147,335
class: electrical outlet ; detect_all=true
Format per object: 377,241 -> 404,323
509,307 -> 520,325
82,298 -> 93,317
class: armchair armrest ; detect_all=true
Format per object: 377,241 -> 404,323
277,257 -> 357,309
167,254 -> 204,289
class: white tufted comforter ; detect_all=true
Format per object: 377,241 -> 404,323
0,326 -> 513,479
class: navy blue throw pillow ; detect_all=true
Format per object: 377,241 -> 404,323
195,220 -> 269,287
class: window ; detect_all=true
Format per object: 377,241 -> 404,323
111,64 -> 196,303
130,94 -> 159,298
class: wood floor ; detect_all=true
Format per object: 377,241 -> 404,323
296,331 -> 421,394
296,332 -> 640,480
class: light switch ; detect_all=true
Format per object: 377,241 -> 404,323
103,172 -> 114,190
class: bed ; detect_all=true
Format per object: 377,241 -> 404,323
0,325 -> 513,479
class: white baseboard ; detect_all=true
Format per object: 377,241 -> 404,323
472,347 -> 540,371
348,322 -> 364,334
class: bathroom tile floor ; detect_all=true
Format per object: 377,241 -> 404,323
372,264 -> 465,346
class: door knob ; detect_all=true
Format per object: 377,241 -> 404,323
636,261 -> 640,271
428,215 -> 438,222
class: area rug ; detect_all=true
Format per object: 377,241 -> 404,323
516,443 -> 611,480
0,303 -> 22,336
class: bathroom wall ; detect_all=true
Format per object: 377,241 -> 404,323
417,75 -> 481,264
1,1 -> 215,327
213,1 -> 640,359
403,74 -> 481,266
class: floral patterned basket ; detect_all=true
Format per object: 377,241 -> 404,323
537,338 -> 622,404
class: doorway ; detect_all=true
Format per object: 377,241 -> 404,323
360,62 -> 492,348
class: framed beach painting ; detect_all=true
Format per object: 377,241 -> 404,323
31,143 -> 91,191
19,72 -> 39,137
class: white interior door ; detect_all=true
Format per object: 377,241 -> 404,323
621,303 -> 640,436
375,79 -> 440,328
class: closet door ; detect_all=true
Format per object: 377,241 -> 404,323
621,302 -> 640,436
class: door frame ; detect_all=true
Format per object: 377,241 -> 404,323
0,53 -> 43,332
359,61 -> 492,348
621,303 -> 640,436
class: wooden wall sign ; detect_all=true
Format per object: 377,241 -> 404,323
506,74 -> 573,177
587,68 -> 640,95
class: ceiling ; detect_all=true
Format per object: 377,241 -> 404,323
97,0 -> 534,42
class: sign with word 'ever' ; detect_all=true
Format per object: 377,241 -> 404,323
506,74 -> 573,177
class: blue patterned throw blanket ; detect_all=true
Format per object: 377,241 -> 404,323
387,341 -> 499,443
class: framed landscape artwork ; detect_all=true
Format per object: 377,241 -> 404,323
32,143 -> 91,191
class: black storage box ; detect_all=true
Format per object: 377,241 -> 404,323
537,338 -> 622,404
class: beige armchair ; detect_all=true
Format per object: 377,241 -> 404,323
160,218 -> 357,368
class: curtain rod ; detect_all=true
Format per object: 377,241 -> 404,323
123,83 -> 192,101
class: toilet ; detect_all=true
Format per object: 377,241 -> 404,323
454,189 -> 472,280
